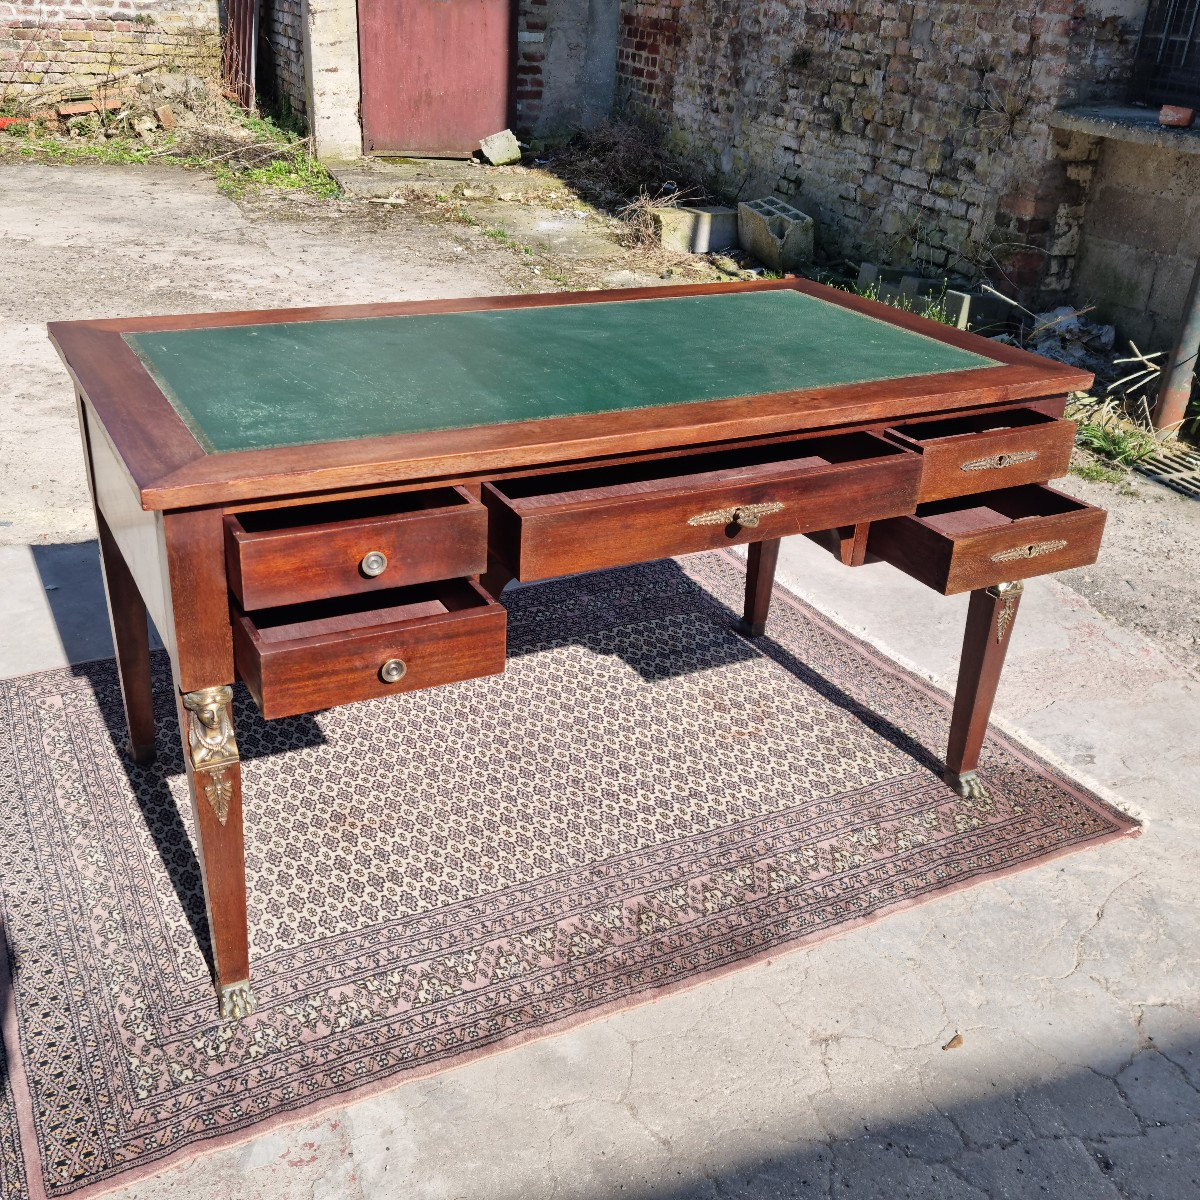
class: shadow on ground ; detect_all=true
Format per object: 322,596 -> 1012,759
574,1032 -> 1200,1199
503,558 -> 945,778
30,540 -> 158,665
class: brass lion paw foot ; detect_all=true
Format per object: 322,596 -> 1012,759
219,981 -> 257,1020
943,770 -> 990,801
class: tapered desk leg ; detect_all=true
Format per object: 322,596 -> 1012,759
162,508 -> 254,1019
96,512 -> 157,763
739,538 -> 781,637
178,684 -> 255,1019
944,581 -> 1024,799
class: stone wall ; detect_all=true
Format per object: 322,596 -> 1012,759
1072,137 -> 1200,350
0,0 -> 218,99
258,0 -> 305,122
614,0 -> 1147,302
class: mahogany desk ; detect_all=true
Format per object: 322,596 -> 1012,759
49,280 -> 1105,1019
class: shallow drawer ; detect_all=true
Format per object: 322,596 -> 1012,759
225,487 -> 487,610
867,484 -> 1106,595
483,432 -> 920,581
233,579 -> 506,719
884,405 -> 1074,502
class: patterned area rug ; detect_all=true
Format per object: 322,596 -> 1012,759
0,553 -> 1137,1198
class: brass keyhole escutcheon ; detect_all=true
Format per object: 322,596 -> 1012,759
380,658 -> 407,684
361,550 -> 388,577
731,507 -> 760,528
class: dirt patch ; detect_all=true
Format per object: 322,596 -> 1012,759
1057,460 -> 1200,677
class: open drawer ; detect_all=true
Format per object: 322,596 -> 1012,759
867,484 -> 1106,595
885,405 -> 1074,502
225,486 -> 487,610
233,578 -> 506,719
483,431 -> 920,581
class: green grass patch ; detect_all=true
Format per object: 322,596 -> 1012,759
853,281 -> 957,326
16,130 -> 339,199
212,149 -> 339,198
18,135 -> 165,165
1071,458 -> 1128,485
483,227 -> 509,240
1074,419 -> 1158,465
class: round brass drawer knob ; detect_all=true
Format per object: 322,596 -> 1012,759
380,658 -> 407,684
361,550 -> 388,577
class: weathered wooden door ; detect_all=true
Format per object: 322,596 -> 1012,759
358,0 -> 513,157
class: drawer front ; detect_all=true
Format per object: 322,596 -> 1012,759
485,434 -> 921,581
868,485 -> 1106,595
226,487 -> 488,610
886,406 -> 1074,503
234,581 -> 506,719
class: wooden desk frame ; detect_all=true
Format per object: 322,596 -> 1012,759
50,279 -> 1096,1020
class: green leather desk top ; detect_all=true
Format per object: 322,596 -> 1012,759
125,289 -> 999,454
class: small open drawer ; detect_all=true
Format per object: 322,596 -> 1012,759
483,432 -> 920,581
884,405 -> 1074,502
233,578 -> 506,719
225,486 -> 487,610
867,484 -> 1106,595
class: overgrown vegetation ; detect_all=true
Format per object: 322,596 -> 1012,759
1,75 -> 338,199
1067,395 -> 1165,475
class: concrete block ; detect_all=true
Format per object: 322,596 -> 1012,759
479,128 -> 521,166
855,262 -> 974,329
655,205 -> 738,254
738,197 -> 814,272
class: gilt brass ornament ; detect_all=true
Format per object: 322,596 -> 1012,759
960,450 -> 1038,472
688,501 -> 785,529
990,539 -> 1067,564
182,685 -> 239,825
986,580 -> 1024,645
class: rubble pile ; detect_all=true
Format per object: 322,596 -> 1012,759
0,69 -> 278,161
1025,306 -> 1117,377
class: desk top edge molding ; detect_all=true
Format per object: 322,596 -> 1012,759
49,279 -> 1093,513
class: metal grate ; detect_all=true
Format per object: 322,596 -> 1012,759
221,0 -> 259,110
1130,0 -> 1200,109
1135,442 -> 1200,498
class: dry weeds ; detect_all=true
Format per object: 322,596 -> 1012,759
547,115 -> 706,210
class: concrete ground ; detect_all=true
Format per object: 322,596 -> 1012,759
2,164 -> 1198,1199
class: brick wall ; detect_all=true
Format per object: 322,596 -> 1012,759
614,0 -> 1145,302
0,0 -> 218,99
258,0 -> 304,122
515,0 -> 547,133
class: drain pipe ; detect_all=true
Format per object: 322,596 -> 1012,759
1153,255 -> 1200,430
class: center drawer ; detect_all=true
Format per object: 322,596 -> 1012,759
483,431 -> 921,581
884,405 -> 1074,502
233,578 -> 506,719
225,486 -> 487,610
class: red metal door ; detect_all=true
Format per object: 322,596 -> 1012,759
358,0 -> 513,157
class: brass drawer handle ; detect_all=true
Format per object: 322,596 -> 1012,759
361,550 -> 388,577
379,658 -> 407,684
990,539 -> 1067,563
961,450 -> 1038,472
688,501 -> 784,529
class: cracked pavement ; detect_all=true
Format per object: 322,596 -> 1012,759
1,164 -> 1197,1199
